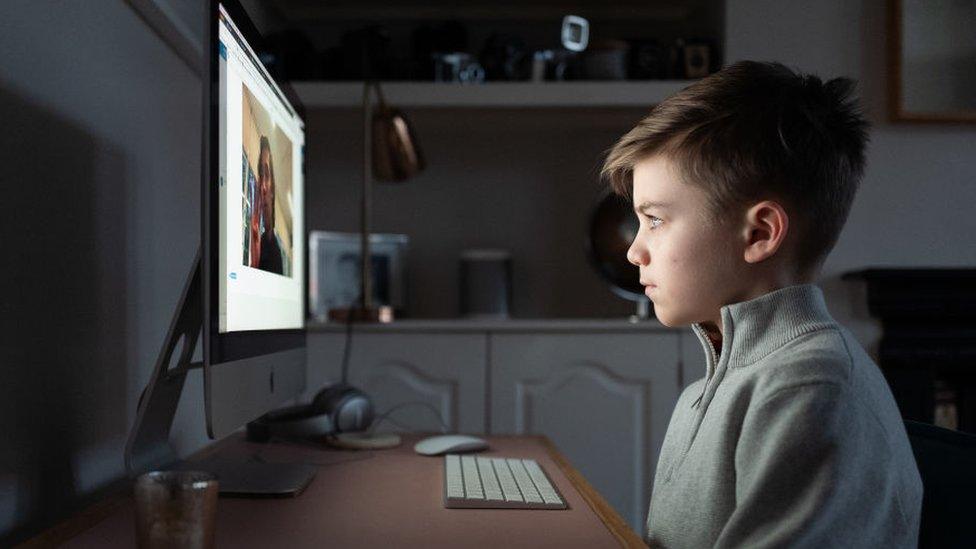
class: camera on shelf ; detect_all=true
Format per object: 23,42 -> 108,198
628,38 -> 714,80
432,52 -> 485,84
529,15 -> 590,81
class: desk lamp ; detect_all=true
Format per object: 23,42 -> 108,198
329,81 -> 425,323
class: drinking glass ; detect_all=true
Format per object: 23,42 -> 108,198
134,470 -> 218,549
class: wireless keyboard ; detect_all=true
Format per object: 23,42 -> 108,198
443,454 -> 568,510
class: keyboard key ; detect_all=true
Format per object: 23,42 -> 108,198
445,455 -> 464,499
492,458 -> 523,502
507,459 -> 543,503
461,456 -> 483,499
523,459 -> 563,505
477,457 -> 504,501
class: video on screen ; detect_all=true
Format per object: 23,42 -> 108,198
241,83 -> 294,277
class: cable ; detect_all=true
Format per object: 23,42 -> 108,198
371,415 -> 442,435
336,292 -> 448,437
338,286 -> 365,386
339,303 -> 354,385
367,401 -> 450,435
379,416 -> 422,432
368,402 -> 448,434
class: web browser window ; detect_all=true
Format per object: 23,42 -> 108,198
217,4 -> 304,332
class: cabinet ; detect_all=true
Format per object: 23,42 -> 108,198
490,332 -> 680,531
307,332 -> 488,434
306,319 -> 686,533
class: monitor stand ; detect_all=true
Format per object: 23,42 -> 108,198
173,455 -> 316,497
124,249 -> 315,497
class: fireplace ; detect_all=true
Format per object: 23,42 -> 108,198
842,269 -> 976,434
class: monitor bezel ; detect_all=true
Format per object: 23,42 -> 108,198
204,0 -> 307,366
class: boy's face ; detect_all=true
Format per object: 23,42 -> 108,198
626,154 -> 745,331
259,148 -> 274,229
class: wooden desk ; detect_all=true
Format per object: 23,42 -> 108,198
25,433 -> 646,548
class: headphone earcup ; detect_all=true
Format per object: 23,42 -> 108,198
335,390 -> 373,432
313,384 -> 374,433
311,384 -> 349,412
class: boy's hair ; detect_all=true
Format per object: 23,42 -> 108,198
601,60 -> 869,279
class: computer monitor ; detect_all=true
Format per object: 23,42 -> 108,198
125,1 -> 312,491
203,0 -> 307,438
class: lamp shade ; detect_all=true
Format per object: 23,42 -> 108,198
371,103 -> 425,182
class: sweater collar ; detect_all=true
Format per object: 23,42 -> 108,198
690,283 -> 838,376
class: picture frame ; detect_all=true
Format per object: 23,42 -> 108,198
309,231 -> 408,321
888,0 -> 976,123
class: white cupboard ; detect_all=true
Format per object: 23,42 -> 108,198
306,319 -> 694,533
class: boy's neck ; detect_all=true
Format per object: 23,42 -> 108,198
700,274 -> 815,355
700,322 -> 723,355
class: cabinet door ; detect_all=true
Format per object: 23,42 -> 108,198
490,332 -> 680,533
307,332 -> 488,434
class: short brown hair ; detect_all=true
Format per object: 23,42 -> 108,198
259,135 -> 276,227
601,60 -> 869,278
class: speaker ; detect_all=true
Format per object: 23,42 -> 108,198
459,249 -> 512,318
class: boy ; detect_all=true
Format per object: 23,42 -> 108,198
601,61 -> 923,548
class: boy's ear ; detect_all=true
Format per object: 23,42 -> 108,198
741,200 -> 789,264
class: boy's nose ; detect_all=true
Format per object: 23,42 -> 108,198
627,241 -> 648,267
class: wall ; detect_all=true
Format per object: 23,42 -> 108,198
0,0 -> 211,543
305,107 -> 648,319
725,0 -> 976,360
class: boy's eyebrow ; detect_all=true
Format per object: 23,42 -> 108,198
635,200 -> 673,214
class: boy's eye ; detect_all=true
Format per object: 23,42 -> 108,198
645,215 -> 663,228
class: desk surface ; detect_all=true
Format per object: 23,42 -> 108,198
32,433 -> 645,548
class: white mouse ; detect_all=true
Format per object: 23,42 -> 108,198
414,434 -> 489,456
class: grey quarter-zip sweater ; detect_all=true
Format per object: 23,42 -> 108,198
645,283 -> 923,548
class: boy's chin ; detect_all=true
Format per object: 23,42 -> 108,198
651,305 -> 676,327
651,305 -> 693,329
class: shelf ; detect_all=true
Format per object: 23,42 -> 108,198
272,1 -> 694,22
291,80 -> 696,108
306,318 -> 671,333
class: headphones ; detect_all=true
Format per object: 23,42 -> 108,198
246,383 -> 374,443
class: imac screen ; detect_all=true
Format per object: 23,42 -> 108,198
216,4 -> 304,332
